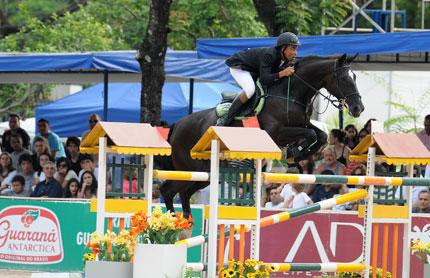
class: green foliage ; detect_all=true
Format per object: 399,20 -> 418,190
275,0 -> 349,35
169,0 -> 267,49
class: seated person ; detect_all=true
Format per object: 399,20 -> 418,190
265,186 -> 284,209
2,175 -> 31,197
31,161 -> 62,198
412,190 -> 430,213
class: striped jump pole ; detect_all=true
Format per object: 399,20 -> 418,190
176,189 -> 367,247
266,263 -> 366,273
263,173 -> 430,186
260,189 -> 367,228
154,170 -> 209,181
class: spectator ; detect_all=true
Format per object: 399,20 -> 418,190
78,154 -> 99,181
344,124 -> 358,150
412,190 -> 430,213
285,183 -> 312,209
328,129 -> 350,166
2,175 -> 30,197
66,137 -> 82,175
265,186 -> 284,209
31,161 -> 63,198
63,178 -> 81,198
82,113 -> 101,140
2,154 -> 34,193
297,157 -> 315,174
363,118 -> 376,134
33,153 -> 54,185
152,183 -> 161,203
316,146 -> 346,175
32,136 -> 51,172
78,170 -> 97,199
0,152 -> 15,190
123,168 -> 138,194
1,113 -> 30,153
332,185 -> 351,211
10,134 -> 31,171
357,128 -> 370,143
417,114 -> 430,151
37,118 -> 66,159
312,170 -> 337,203
54,157 -> 78,189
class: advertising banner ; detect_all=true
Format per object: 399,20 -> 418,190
0,198 -> 203,272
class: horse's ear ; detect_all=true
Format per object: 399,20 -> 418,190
338,53 -> 347,65
346,53 -> 359,64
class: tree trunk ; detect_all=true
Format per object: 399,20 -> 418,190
137,0 -> 172,125
252,0 -> 279,36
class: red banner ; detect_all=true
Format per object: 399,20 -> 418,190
226,211 -> 430,277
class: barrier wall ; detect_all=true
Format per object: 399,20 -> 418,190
0,198 -> 203,272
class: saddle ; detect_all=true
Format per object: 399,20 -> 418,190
215,80 -> 266,120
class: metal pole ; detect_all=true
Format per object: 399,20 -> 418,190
422,0 -> 426,29
349,0 -> 386,33
402,164 -> 413,278
103,70 -> 109,121
188,78 -> 195,115
390,0 -> 396,32
329,0 -> 375,35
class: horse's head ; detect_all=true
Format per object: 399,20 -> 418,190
324,54 -> 364,117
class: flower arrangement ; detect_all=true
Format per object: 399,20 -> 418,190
130,206 -> 193,244
411,239 -> 430,264
85,229 -> 138,262
218,259 -> 269,278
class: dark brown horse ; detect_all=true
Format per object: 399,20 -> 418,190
158,54 -> 364,217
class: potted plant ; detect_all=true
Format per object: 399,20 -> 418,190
411,239 -> 430,278
131,207 -> 193,278
218,259 -> 270,278
84,230 -> 136,278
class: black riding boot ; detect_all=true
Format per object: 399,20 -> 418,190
216,95 -> 244,126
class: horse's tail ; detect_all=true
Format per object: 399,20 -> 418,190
154,123 -> 176,171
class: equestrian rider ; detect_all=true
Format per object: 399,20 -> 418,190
217,32 -> 300,126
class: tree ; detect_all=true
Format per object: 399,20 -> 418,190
137,0 -> 173,125
252,0 -> 350,36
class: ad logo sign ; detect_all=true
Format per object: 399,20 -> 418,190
0,206 -> 63,264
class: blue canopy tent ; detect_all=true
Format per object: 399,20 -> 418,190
0,50 -> 233,122
197,31 -> 430,71
36,82 -> 239,137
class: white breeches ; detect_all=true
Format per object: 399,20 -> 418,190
229,67 -> 255,99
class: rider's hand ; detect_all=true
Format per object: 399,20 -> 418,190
279,66 -> 295,78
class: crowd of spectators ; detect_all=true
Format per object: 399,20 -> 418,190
1,112 -> 430,215
263,117 -> 430,214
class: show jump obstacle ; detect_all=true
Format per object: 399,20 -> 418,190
81,122 -> 430,278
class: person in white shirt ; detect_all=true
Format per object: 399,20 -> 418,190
285,184 -> 312,209
265,186 -> 284,209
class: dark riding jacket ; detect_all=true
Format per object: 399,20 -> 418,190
225,47 -> 290,86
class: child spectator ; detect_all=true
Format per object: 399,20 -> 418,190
123,168 -> 139,194
2,113 -> 30,153
63,178 -> 81,198
2,154 -> 35,193
31,161 -> 63,198
152,183 -> 161,203
37,118 -> 66,159
285,184 -> 312,209
2,175 -> 30,197
33,153 -> 54,185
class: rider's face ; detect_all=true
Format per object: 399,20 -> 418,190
282,45 -> 298,61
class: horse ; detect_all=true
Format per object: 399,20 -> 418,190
158,54 -> 364,218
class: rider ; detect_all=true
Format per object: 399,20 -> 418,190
217,32 -> 300,126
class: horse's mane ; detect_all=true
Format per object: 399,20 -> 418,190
295,56 -> 332,70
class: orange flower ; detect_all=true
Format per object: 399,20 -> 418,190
130,211 -> 149,235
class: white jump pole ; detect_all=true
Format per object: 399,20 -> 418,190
207,139 -> 220,277
144,154 -> 154,217
363,147 -> 376,278
96,137 -> 108,236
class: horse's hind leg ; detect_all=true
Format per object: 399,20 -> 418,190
159,180 -> 177,214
